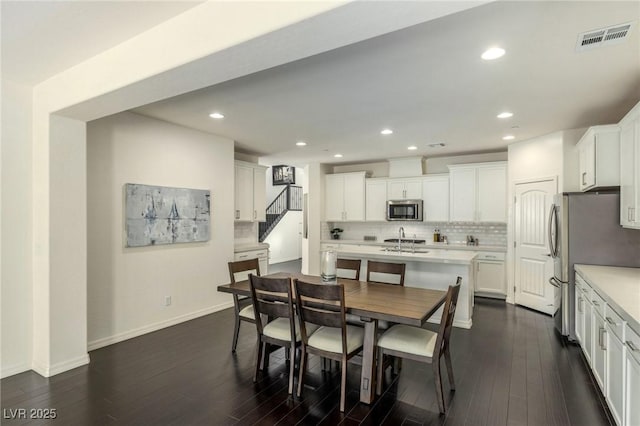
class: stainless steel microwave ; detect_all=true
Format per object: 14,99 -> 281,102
386,199 -> 423,221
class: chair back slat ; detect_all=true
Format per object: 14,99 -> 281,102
228,258 -> 260,284
293,279 -> 347,351
366,260 -> 405,286
434,277 -> 462,358
336,258 -> 361,280
249,274 -> 294,336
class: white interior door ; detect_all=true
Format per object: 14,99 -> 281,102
514,178 -> 557,314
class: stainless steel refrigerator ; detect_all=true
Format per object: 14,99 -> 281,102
548,191 -> 640,341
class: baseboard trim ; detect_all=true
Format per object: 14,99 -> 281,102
1,362 -> 31,379
87,301 -> 234,351
31,354 -> 90,378
427,317 -> 472,329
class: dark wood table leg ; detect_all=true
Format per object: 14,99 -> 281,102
360,318 -> 378,404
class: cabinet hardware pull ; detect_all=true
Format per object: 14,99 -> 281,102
577,297 -> 583,313
235,210 -> 240,219
602,329 -> 607,351
592,300 -> 599,306
598,327 -> 605,349
605,317 -> 617,326
582,172 -> 587,186
627,341 -> 640,352
630,207 -> 633,222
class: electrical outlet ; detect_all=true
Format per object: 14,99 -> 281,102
164,296 -> 172,306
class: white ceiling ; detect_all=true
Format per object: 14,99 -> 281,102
1,1 -> 202,85
131,1 -> 640,167
2,1 -> 638,168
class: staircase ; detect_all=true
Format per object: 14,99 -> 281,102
259,185 -> 302,242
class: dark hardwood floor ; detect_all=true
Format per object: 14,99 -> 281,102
2,291 -> 611,425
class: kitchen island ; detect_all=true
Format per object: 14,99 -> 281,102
323,243 -> 477,328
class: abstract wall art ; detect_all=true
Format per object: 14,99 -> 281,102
125,183 -> 210,247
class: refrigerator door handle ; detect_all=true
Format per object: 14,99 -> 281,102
547,204 -> 558,258
548,277 -> 561,288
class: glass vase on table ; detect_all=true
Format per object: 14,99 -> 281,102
320,250 -> 337,283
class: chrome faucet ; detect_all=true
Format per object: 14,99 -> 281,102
398,227 -> 405,251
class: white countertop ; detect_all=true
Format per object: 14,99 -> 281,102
333,244 -> 477,265
234,243 -> 269,253
575,264 -> 640,334
321,239 -> 506,253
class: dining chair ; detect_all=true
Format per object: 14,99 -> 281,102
366,260 -> 406,286
228,258 -> 260,353
336,258 -> 361,281
249,274 -> 316,395
293,279 -> 364,412
376,276 -> 462,414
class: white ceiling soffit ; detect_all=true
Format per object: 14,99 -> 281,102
1,1 -> 203,85
131,1 -> 640,167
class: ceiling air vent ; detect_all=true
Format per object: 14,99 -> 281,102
576,22 -> 633,51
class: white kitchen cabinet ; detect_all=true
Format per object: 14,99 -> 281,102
577,125 -> 620,192
619,101 -> 640,229
325,172 -> 366,221
365,179 -> 388,221
421,174 -> 449,222
234,161 -> 267,222
387,178 -> 422,200
626,326 -> 640,426
449,162 -> 507,222
575,284 -> 585,346
591,300 -> 607,394
234,248 -> 269,276
477,165 -> 507,222
605,306 -> 625,426
474,252 -> 506,298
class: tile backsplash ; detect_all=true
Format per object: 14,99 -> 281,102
234,222 -> 258,245
324,221 -> 507,247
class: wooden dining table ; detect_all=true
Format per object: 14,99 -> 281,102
217,272 -> 447,404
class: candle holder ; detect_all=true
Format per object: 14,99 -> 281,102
320,250 -> 337,283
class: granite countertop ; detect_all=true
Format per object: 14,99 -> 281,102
234,242 -> 270,253
575,264 -> 640,335
321,239 -> 506,253
333,244 -> 477,265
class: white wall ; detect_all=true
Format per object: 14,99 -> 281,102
331,152 -> 508,177
505,130 -> 583,303
1,80 -> 33,377
264,211 -> 302,264
86,112 -> 235,349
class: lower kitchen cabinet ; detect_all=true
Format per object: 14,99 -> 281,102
607,321 -> 625,426
474,252 -> 506,298
592,308 -> 606,391
626,327 -> 640,426
575,268 -> 640,426
234,248 -> 268,276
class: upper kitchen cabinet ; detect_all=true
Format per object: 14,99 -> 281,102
577,125 -> 620,192
387,177 -> 422,200
449,162 -> 507,222
234,161 -> 267,222
365,178 -> 388,221
325,172 -> 366,221
422,174 -> 449,222
620,101 -> 640,229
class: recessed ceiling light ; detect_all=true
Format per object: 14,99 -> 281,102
296,141 -> 307,146
380,129 -> 393,135
334,154 -> 343,158
503,135 -> 515,141
408,146 -> 418,150
209,112 -> 224,119
481,47 -> 505,60
497,112 -> 513,119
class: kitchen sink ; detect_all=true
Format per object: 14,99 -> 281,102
380,248 -> 430,254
